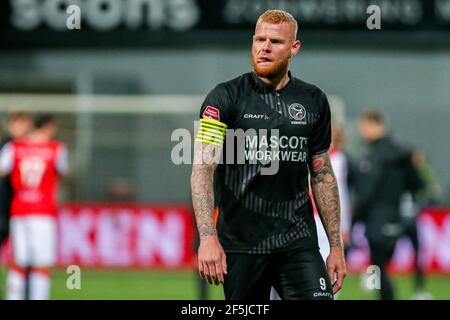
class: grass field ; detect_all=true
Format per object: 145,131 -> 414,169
2,268 -> 448,300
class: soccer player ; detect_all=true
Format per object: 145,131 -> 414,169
352,111 -> 422,300
0,112 -> 34,247
0,114 -> 69,300
191,9 -> 346,299
0,112 -> 34,300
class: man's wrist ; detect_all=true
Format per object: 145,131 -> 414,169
330,243 -> 344,251
199,233 -> 219,241
198,224 -> 217,237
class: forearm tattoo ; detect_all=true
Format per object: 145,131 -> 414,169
191,142 -> 219,237
310,152 -> 342,248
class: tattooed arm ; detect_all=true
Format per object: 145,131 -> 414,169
310,151 -> 342,248
191,141 -> 227,285
310,151 -> 346,293
191,162 -> 217,238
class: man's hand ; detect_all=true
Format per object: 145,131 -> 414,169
326,246 -> 347,294
198,235 -> 227,285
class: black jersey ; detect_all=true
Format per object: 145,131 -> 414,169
196,71 -> 331,254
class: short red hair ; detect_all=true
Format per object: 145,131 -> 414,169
256,9 -> 298,40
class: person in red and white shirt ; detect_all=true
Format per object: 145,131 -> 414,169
0,114 -> 69,300
315,124 -> 351,260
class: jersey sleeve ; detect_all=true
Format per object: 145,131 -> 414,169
56,144 -> 70,176
196,83 -> 233,147
308,91 -> 332,156
0,142 -> 14,174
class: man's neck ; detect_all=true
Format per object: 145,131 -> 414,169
256,69 -> 290,91
369,133 -> 387,144
29,132 -> 50,142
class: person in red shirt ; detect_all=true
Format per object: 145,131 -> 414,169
0,114 -> 69,300
0,112 -> 34,245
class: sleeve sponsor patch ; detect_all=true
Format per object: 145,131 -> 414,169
202,106 -> 220,121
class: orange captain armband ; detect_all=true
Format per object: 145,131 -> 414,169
196,118 -> 228,147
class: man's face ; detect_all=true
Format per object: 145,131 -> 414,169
8,118 -> 32,139
359,119 -> 377,142
252,21 -> 300,79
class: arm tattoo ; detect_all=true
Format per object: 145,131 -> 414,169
310,152 -> 342,248
191,142 -> 219,238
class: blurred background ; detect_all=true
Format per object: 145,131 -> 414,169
0,0 -> 449,299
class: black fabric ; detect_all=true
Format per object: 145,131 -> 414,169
198,72 -> 332,254
351,136 -> 422,241
307,90 -> 332,156
223,246 -> 333,300
368,239 -> 397,300
351,136 -> 425,300
0,137 -> 12,244
402,216 -> 424,290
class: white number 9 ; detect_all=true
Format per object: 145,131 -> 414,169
319,277 -> 327,291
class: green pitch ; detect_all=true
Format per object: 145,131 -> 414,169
1,267 -> 449,300
50,269 -> 450,300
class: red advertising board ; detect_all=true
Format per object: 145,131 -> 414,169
1,204 -> 449,273
346,208 -> 450,274
56,204 -> 195,268
1,204 -> 195,269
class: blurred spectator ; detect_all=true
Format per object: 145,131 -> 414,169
399,148 -> 442,300
399,191 -> 431,300
411,149 -> 443,207
352,110 -> 422,300
0,112 -> 33,246
104,178 -> 136,203
330,124 -> 352,249
1,114 -> 69,300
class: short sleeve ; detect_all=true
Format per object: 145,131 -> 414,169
56,144 -> 70,176
0,142 -> 14,174
196,84 -> 233,147
308,91 -> 332,156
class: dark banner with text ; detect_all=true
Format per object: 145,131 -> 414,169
1,0 -> 450,48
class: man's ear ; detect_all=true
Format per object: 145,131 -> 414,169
292,40 -> 301,56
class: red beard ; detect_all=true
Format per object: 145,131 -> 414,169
252,55 -> 290,79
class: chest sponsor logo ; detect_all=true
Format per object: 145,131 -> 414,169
243,114 -> 269,120
288,103 -> 307,124
202,106 -> 220,121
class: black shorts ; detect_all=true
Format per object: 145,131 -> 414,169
223,246 -> 333,300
